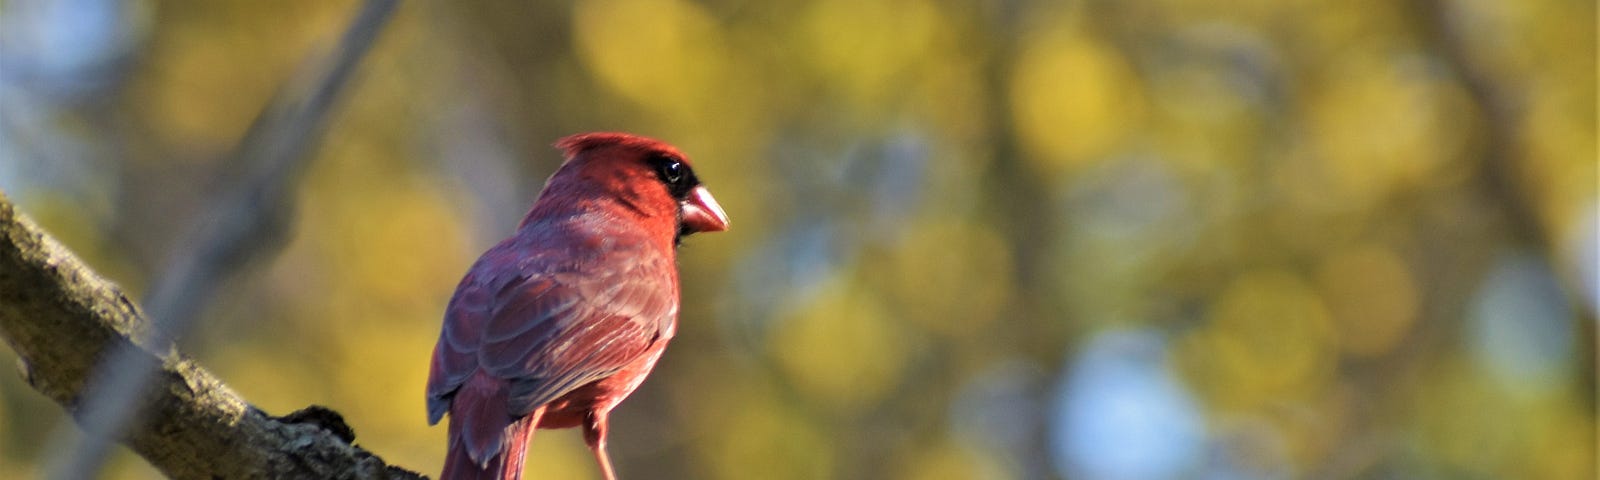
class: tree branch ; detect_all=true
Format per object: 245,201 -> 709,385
41,1 -> 405,477
0,192 -> 426,479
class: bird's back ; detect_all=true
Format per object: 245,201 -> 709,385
427,215 -> 679,470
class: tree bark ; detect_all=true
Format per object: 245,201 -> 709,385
0,193 -> 426,480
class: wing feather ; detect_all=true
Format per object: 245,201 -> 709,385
425,226 -> 677,424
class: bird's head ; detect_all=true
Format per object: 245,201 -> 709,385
531,132 -> 729,241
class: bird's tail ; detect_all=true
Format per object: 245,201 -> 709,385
442,413 -> 536,480
440,372 -> 542,480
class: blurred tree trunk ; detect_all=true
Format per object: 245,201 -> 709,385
972,2 -> 1069,478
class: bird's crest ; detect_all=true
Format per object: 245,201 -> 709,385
555,132 -> 687,161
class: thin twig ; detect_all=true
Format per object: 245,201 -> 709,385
1405,0 -> 1597,432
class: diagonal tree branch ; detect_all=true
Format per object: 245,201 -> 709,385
42,1 -> 403,477
1406,0 -> 1597,409
0,193 -> 426,479
145,0 -> 401,331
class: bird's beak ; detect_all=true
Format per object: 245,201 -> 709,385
680,186 -> 729,233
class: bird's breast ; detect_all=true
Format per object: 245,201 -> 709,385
534,341 -> 672,430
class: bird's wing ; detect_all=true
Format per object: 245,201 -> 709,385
426,236 -> 677,424
426,259 -> 497,425
485,260 -> 674,415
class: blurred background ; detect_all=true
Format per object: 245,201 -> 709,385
0,0 -> 1594,478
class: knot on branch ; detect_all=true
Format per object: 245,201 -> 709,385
277,405 -> 357,444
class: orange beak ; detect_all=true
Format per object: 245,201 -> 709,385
680,186 -> 729,234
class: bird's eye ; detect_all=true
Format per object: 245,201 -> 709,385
658,160 -> 684,184
649,153 -> 696,199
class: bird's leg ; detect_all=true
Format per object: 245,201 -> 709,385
583,410 -> 617,480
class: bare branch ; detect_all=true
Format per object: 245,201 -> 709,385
43,1 -> 403,477
0,193 -> 426,479
145,0 -> 401,329
1407,0 -> 1543,247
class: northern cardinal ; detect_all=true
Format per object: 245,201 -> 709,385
426,133 -> 728,480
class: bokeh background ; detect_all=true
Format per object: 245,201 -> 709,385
1,0 -> 1595,478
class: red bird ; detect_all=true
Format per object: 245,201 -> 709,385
427,133 -> 728,480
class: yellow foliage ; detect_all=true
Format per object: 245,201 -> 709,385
1529,404 -> 1598,480
690,376 -> 836,480
884,220 -> 1013,338
329,323 -> 440,460
573,0 -> 729,117
1150,65 -> 1262,172
520,429 -> 600,480
1316,243 -> 1418,358
1010,21 -> 1143,176
1192,270 -> 1337,410
895,441 -> 1011,480
1412,358 -> 1525,474
1304,54 -> 1471,208
770,277 -> 911,413
330,178 -> 469,310
137,1 -> 351,150
1522,81 -> 1599,237
797,0 -> 943,106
